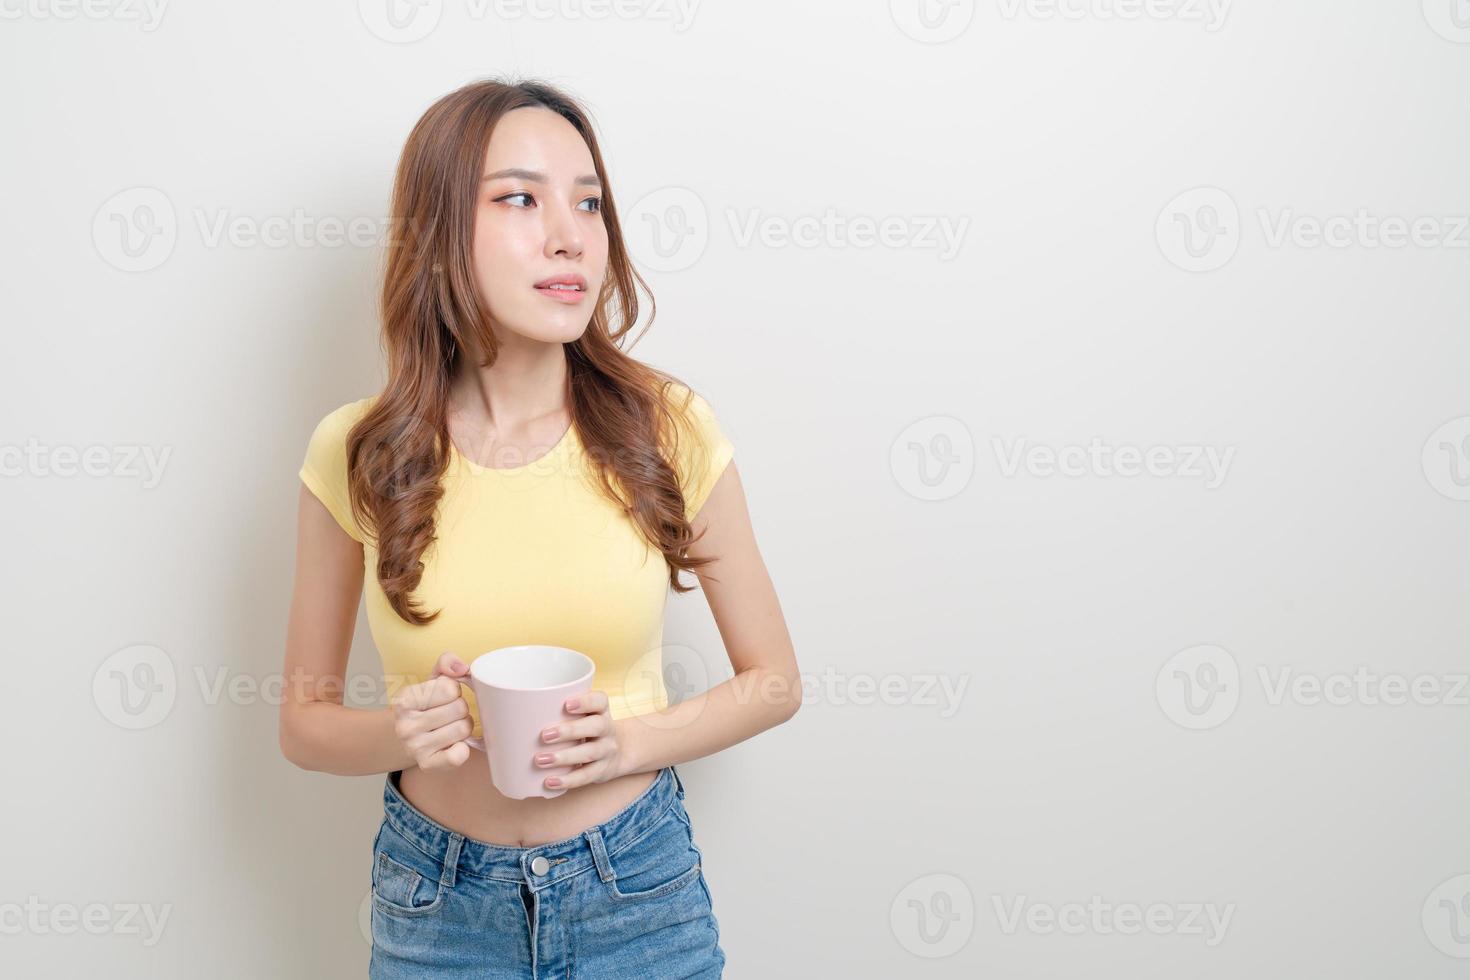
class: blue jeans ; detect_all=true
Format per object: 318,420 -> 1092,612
368,765 -> 726,978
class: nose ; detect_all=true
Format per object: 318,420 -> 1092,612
543,197 -> 585,260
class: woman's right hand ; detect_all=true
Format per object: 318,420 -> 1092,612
389,652 -> 477,770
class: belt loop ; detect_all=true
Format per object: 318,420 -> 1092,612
670,765 -> 686,799
440,831 -> 463,889
584,828 -> 615,883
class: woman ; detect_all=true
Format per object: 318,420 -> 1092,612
279,78 -> 801,978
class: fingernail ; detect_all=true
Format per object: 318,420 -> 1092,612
535,753 -> 554,766
541,727 -> 558,742
565,698 -> 580,711
546,777 -> 562,787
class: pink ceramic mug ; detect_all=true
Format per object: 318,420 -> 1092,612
460,645 -> 596,800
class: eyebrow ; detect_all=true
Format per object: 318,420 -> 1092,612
482,167 -> 601,187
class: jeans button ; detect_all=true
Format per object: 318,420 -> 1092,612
530,856 -> 549,876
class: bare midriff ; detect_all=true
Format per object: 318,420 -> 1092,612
397,756 -> 658,848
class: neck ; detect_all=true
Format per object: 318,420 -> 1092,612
451,335 -> 571,428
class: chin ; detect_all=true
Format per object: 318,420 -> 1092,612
504,317 -> 591,345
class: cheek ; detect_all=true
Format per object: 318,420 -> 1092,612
588,230 -> 611,282
472,216 -> 538,298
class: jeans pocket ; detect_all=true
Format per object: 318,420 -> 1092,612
604,804 -> 703,902
372,822 -> 446,917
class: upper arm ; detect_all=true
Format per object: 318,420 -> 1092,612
281,407 -> 368,752
285,482 -> 364,699
671,387 -> 736,525
686,458 -> 801,715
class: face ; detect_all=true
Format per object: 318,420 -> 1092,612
471,107 -> 609,347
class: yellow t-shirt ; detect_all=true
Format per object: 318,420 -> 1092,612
297,383 -> 734,735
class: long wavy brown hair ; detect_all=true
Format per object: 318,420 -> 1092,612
340,77 -> 722,626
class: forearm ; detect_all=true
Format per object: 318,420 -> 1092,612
280,702 -> 415,777
616,665 -> 801,777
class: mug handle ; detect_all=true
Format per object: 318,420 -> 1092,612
455,675 -> 485,752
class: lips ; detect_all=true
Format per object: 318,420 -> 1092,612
533,273 -> 587,292
533,273 -> 589,305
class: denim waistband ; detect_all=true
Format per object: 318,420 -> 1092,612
381,765 -> 686,891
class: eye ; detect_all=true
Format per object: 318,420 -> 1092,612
494,192 -> 601,214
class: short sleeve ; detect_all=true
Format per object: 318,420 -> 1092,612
672,386 -> 735,522
299,402 -> 367,544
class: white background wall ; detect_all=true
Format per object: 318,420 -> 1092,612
3,1 -> 1468,976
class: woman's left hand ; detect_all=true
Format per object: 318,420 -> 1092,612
533,689 -> 628,791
